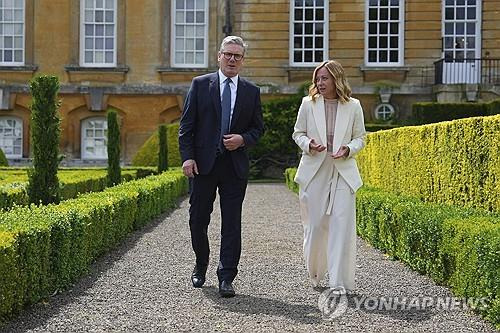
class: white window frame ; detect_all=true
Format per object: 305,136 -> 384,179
441,0 -> 482,61
171,0 -> 209,68
81,117 -> 108,160
289,0 -> 329,67
0,116 -> 23,158
80,0 -> 117,67
365,0 -> 405,67
374,103 -> 395,120
0,0 -> 25,66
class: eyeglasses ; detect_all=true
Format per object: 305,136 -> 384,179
221,52 -> 244,61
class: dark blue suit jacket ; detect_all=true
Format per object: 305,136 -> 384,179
179,72 -> 264,179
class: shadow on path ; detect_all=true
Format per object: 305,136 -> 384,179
202,286 -> 322,325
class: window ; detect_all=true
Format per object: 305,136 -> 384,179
366,0 -> 404,66
80,0 -> 117,67
81,117 -> 107,159
0,117 -> 22,158
0,0 -> 25,65
374,103 -> 395,120
290,0 -> 328,66
443,0 -> 480,61
171,0 -> 208,68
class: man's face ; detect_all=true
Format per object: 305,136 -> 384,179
218,43 -> 245,78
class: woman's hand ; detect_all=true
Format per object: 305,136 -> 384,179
332,145 -> 350,159
309,138 -> 326,152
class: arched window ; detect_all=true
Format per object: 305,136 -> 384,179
374,103 -> 395,121
81,117 -> 107,159
0,116 -> 23,158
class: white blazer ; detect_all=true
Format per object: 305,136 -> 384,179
292,95 -> 366,192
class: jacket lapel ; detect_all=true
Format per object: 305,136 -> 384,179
230,77 -> 245,130
209,73 -> 221,125
312,95 -> 327,146
333,100 -> 350,152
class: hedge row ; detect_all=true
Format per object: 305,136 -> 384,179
0,170 -> 188,321
356,115 -> 500,212
284,167 -> 499,328
411,99 -> 500,125
132,123 -> 181,167
0,168 -> 157,211
356,187 -> 500,328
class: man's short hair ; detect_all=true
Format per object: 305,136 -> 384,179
219,36 -> 247,54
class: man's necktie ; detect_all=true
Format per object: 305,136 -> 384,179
220,78 -> 231,151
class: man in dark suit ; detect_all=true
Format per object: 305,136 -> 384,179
178,36 -> 264,297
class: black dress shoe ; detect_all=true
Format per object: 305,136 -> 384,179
219,281 -> 235,298
191,265 -> 207,288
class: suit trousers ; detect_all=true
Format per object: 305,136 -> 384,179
189,153 -> 248,283
299,158 -> 357,290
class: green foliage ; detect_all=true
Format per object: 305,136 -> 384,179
284,168 -> 299,194
132,122 -> 181,167
248,85 -> 309,178
355,187 -> 499,328
411,99 -> 500,125
0,170 -> 188,321
107,109 -> 121,186
158,124 -> 168,173
357,115 -> 500,212
0,148 -> 8,166
0,167 -> 156,211
364,123 -> 400,132
27,75 -> 61,205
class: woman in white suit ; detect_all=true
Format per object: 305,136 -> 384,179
292,60 -> 366,294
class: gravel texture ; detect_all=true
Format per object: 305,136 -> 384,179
0,184 -> 496,332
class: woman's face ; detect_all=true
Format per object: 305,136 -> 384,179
315,67 -> 337,99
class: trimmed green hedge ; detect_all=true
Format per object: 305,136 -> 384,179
132,123 -> 181,167
357,115 -> 500,212
0,167 -> 157,211
356,187 -> 499,328
284,167 -> 499,328
411,99 -> 500,125
365,123 -> 400,132
0,169 -> 188,321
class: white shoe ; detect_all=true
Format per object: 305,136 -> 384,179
310,278 -> 320,287
329,286 -> 346,295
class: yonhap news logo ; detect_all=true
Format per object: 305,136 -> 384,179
318,290 -> 490,320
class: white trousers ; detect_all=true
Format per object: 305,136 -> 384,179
298,160 -> 356,290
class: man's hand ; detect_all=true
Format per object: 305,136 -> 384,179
182,159 -> 199,178
332,145 -> 350,159
223,134 -> 244,151
309,138 -> 326,152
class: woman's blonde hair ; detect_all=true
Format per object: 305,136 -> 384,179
308,60 -> 352,103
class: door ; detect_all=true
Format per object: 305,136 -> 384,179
442,0 -> 481,84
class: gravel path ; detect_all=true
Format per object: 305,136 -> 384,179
1,184 -> 496,332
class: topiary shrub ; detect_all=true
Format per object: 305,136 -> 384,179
158,124 -> 168,173
27,75 -> 61,205
0,148 -> 8,166
107,109 -> 121,186
132,122 -> 181,167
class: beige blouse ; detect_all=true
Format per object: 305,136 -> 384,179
324,98 -> 338,154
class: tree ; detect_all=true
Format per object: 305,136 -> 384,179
107,109 -> 121,186
158,124 -> 168,173
27,75 -> 61,205
0,148 -> 8,166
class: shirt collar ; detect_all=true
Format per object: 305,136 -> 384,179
218,70 -> 238,85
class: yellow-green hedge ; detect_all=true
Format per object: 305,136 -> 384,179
0,170 -> 188,321
357,115 -> 500,212
0,167 -> 157,211
132,123 -> 181,167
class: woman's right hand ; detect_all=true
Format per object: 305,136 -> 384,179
309,138 -> 326,152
